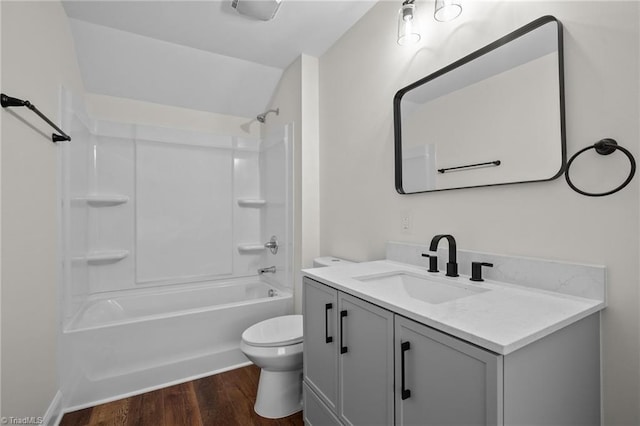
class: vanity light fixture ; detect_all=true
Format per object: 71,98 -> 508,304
397,0 -> 421,46
434,0 -> 462,22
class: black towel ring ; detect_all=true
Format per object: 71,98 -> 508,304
565,138 -> 636,197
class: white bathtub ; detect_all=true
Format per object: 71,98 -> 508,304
61,278 -> 292,410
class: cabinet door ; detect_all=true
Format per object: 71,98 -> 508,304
395,316 -> 503,426
303,277 -> 339,411
338,292 -> 394,426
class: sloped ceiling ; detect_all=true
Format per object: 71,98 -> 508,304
63,1 -> 378,118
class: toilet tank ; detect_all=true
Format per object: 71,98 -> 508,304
313,257 -> 354,268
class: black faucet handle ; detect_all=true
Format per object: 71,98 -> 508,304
421,253 -> 439,273
470,262 -> 493,282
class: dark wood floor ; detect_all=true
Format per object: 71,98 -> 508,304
60,365 -> 304,426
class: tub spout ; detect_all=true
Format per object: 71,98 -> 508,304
258,266 -> 276,275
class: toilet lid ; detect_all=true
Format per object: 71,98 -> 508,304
242,315 -> 303,347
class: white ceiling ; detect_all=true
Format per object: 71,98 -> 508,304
63,0 -> 378,118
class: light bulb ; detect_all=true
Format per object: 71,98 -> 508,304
434,0 -> 462,22
397,2 -> 421,46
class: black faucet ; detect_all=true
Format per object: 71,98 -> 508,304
429,234 -> 458,277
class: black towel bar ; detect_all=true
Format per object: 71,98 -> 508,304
438,160 -> 501,174
1,93 -> 71,143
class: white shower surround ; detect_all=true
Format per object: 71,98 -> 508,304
58,91 -> 294,410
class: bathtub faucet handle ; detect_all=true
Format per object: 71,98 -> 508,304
264,236 -> 279,255
258,266 -> 276,275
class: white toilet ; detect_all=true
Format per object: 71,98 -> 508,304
241,314 -> 304,418
241,256 -> 353,418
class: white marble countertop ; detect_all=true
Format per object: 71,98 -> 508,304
302,260 -> 605,355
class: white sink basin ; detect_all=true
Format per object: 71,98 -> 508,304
356,272 -> 490,304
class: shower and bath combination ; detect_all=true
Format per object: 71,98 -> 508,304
257,108 -> 279,123
59,92 -> 294,408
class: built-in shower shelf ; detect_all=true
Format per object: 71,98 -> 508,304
72,250 -> 130,265
237,199 -> 266,208
237,244 -> 266,254
72,194 -> 129,207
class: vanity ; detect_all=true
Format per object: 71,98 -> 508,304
301,241 -> 605,426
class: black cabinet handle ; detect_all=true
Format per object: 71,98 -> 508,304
325,303 -> 333,343
401,341 -> 411,400
340,310 -> 348,354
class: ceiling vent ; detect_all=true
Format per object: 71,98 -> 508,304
231,0 -> 282,21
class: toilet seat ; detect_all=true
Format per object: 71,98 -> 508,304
242,314 -> 303,347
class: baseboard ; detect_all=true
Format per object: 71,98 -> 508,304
43,391 -> 63,426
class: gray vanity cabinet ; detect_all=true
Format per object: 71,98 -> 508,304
303,277 -> 394,426
394,315 -> 502,426
303,276 -> 600,426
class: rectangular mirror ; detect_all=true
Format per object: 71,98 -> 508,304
394,15 -> 566,194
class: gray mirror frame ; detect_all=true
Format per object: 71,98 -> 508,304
394,15 -> 566,194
